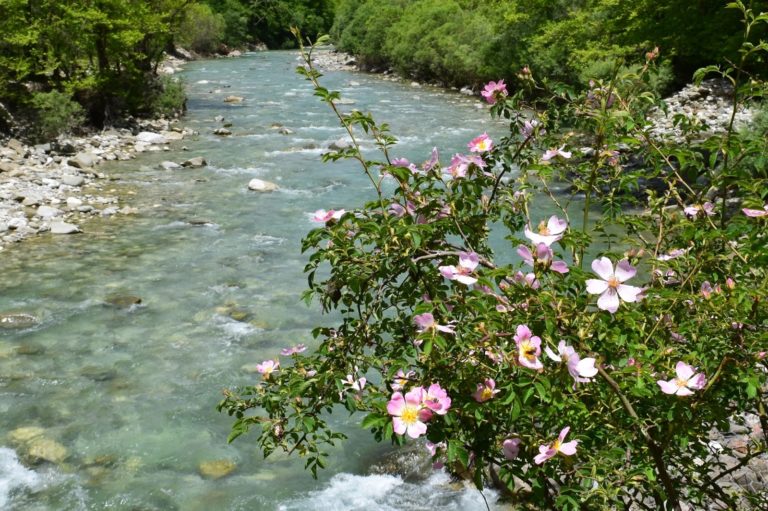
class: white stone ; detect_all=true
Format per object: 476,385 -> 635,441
135,132 -> 167,144
50,221 -> 80,234
247,179 -> 279,192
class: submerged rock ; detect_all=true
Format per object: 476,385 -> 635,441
105,295 -> 142,308
27,437 -> 69,464
80,365 -> 117,382
160,161 -> 181,170
198,459 -> 236,479
223,96 -> 244,104
0,312 -> 39,329
213,128 -> 232,136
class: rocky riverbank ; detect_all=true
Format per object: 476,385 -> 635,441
311,49 -> 759,141
0,118 -> 198,251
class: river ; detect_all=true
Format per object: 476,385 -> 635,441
0,50 -> 509,510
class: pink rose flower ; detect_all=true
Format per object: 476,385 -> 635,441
534,427 -> 579,464
439,251 -> 480,285
585,257 -> 643,313
472,378 -> 500,402
524,215 -> 567,246
657,361 -> 706,396
514,324 -> 543,370
481,80 -> 508,104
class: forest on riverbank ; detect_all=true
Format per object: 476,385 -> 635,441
332,0 -> 768,91
1,1 -> 766,141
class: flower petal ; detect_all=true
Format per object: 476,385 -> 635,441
586,279 -> 609,295
675,361 -> 694,381
544,346 -> 561,362
591,257 -> 614,280
406,421 -> 427,439
657,379 -> 678,395
617,284 -> 643,303
558,440 -> 579,456
614,260 -> 637,282
597,289 -> 620,313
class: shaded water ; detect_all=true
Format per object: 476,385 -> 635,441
1,51 -> 510,509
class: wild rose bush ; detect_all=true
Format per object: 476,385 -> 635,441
220,6 -> 768,509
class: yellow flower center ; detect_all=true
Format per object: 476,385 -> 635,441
538,221 -> 550,235
481,387 -> 494,401
675,378 -> 688,388
607,276 -> 620,288
552,439 -> 561,451
522,341 -> 537,360
400,406 -> 418,425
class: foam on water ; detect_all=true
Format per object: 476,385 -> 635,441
278,471 -> 502,511
0,448 -> 39,508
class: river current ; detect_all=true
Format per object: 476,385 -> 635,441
0,51 -> 510,510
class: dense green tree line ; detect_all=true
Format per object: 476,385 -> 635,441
0,0 -> 194,134
0,0 -> 336,138
332,0 -> 768,90
176,0 -> 336,53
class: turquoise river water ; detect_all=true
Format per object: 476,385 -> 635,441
1,51 -> 518,510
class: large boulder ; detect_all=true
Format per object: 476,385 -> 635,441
135,132 -> 167,145
69,152 -> 96,169
36,205 -> 62,219
60,175 -> 85,187
182,157 -> 207,168
50,221 -> 80,234
247,179 -> 278,192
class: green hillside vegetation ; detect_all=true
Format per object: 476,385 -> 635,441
332,0 -> 768,91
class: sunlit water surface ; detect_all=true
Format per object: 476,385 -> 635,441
0,51 -> 523,510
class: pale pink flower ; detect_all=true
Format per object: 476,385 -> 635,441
514,324 -> 543,370
425,441 -> 446,468
700,281 -> 721,299
422,383 -> 452,414
413,312 -> 455,335
340,374 -> 366,395
502,438 -> 521,460
481,80 -> 508,104
280,344 -> 307,356
311,209 -> 345,223
684,202 -> 715,218
468,133 -> 493,153
656,248 -> 689,261
524,215 -> 567,246
520,119 -> 543,139
443,153 -> 486,179
517,243 -> 569,274
472,378 -> 500,402
534,427 -> 579,464
725,277 -> 736,290
422,147 -> 439,171
387,388 -> 429,438
511,271 -> 540,289
439,251 -> 480,285
391,369 -> 415,391
392,157 -> 419,173
542,145 -> 572,161
586,257 -> 643,313
255,359 -> 279,378
545,341 -> 597,383
742,205 -> 768,217
657,361 -> 707,396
